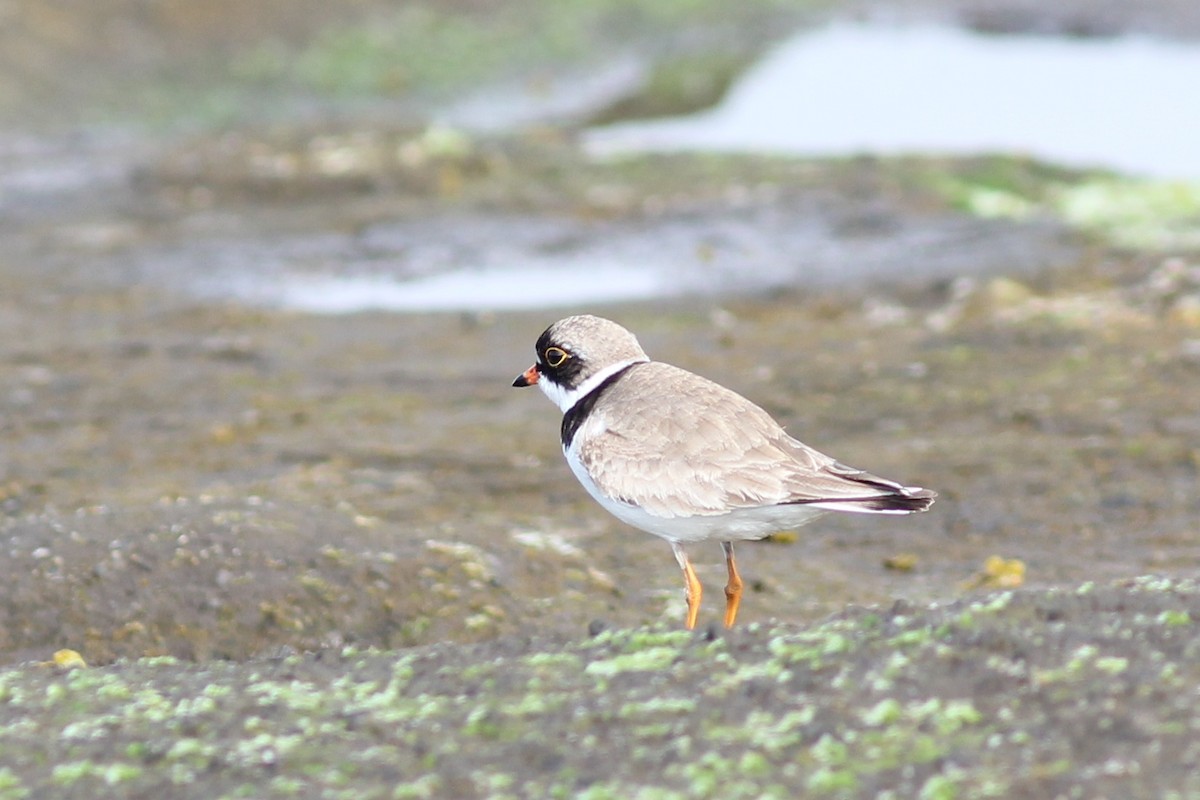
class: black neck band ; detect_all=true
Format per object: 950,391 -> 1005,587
560,364 -> 637,449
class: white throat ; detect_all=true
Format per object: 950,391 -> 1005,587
538,357 -> 647,414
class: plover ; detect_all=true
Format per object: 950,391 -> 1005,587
513,314 -> 936,629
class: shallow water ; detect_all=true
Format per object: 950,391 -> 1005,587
169,209 -> 1068,314
234,262 -> 665,313
587,24 -> 1200,179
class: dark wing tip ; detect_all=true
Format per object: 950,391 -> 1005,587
865,487 -> 936,512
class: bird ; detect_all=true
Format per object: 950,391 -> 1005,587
512,314 -> 936,630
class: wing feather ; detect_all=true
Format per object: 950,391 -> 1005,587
575,363 -> 931,519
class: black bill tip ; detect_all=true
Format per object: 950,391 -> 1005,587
513,364 -> 539,387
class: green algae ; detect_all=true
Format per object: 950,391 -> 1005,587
1158,610 -> 1191,627
5,576 -> 1200,797
938,162 -> 1200,251
237,1 -> 814,98
1053,178 -> 1200,249
583,646 -> 681,677
35,0 -> 825,130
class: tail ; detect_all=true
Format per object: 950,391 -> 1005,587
831,486 -> 937,514
790,460 -> 938,515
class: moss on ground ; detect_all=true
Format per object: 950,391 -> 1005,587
3,578 -> 1200,798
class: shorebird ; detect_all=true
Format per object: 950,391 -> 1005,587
514,315 -> 936,629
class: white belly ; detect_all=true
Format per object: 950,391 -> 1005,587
564,441 -> 827,544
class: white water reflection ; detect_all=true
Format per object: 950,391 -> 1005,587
587,24 -> 1200,179
249,262 -> 664,313
189,206 -> 1071,314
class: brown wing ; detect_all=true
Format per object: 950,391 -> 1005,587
576,363 -> 927,518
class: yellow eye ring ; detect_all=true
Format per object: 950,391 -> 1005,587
544,347 -> 570,368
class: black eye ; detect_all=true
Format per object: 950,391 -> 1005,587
544,347 -> 570,368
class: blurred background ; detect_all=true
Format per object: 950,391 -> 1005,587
3,0 -> 1199,308
1,0 -> 1199,665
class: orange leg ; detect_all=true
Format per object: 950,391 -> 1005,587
670,542 -> 702,630
722,541 -> 744,628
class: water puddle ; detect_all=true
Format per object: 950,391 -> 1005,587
0,131 -> 138,219
229,262 -> 665,313
587,24 -> 1200,179
438,57 -> 646,132
166,214 -> 781,313
160,207 -> 1070,314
